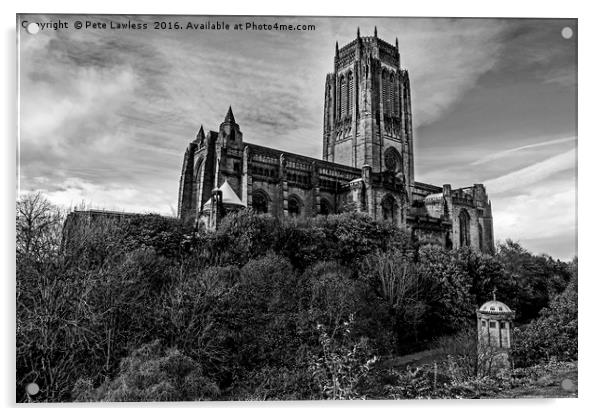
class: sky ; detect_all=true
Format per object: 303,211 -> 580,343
17,15 -> 577,260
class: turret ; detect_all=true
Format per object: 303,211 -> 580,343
218,106 -> 243,149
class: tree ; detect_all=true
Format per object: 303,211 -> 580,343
16,192 -> 64,260
511,273 -> 578,367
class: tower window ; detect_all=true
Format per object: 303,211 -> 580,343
459,209 -> 471,247
489,321 -> 496,328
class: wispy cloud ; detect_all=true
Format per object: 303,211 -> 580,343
492,176 -> 576,260
471,136 -> 575,166
484,148 -> 576,195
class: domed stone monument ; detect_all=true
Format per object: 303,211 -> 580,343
476,289 -> 515,368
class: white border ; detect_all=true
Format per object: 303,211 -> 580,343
3,1 -> 598,415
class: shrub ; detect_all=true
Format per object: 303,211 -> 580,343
511,276 -> 577,367
308,316 -> 378,400
73,340 -> 219,402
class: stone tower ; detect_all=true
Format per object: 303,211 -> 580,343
323,27 -> 414,200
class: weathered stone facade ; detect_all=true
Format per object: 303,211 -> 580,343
177,28 -> 495,254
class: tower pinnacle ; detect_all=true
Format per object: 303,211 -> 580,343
224,106 -> 235,123
196,125 -> 205,141
374,26 -> 378,37
357,27 -> 360,38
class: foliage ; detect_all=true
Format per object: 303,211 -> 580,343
15,194 -> 577,402
360,249 -> 431,351
495,240 -> 574,322
73,340 -> 219,401
512,274 -> 578,367
416,246 -> 475,336
309,316 -> 378,400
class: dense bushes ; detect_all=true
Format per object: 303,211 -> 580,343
16,193 -> 576,401
73,341 -> 219,401
512,274 -> 578,367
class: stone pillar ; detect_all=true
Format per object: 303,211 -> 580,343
310,162 -> 320,216
209,189 -> 223,230
279,154 -> 288,218
242,146 -> 251,207
362,165 -> 374,218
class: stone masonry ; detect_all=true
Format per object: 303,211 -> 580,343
177,28 -> 495,254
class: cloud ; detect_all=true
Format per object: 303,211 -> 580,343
394,19 -> 510,128
471,136 -> 575,166
484,148 -> 576,195
20,177 -> 175,216
17,16 -> 577,259
492,177 -> 576,260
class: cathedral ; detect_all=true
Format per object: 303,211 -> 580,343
177,28 -> 495,254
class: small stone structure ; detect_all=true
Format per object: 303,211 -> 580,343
476,291 -> 515,368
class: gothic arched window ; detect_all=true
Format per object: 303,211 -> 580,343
389,73 -> 395,116
288,195 -> 301,217
381,194 -> 398,224
347,71 -> 353,116
340,75 -> 347,120
393,74 -> 400,116
478,223 -> 484,251
459,209 -> 471,247
382,69 -> 389,114
252,191 -> 269,214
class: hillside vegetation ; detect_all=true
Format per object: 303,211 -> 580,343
16,193 -> 577,401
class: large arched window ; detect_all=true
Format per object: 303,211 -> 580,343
393,74 -> 400,116
340,75 -> 347,120
382,69 -> 390,114
288,195 -> 302,217
389,73 -> 395,116
459,209 -> 471,247
347,71 -> 353,116
381,194 -> 398,223
478,223 -> 484,251
252,191 -> 269,214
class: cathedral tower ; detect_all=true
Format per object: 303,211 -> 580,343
323,27 -> 415,191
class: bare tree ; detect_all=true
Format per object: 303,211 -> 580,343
364,249 -> 430,330
16,192 -> 64,260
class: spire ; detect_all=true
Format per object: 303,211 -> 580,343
357,27 -> 360,39
492,287 -> 497,302
335,41 -> 339,57
196,125 -> 205,140
224,106 -> 235,124
395,37 -> 399,49
374,26 -> 378,38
